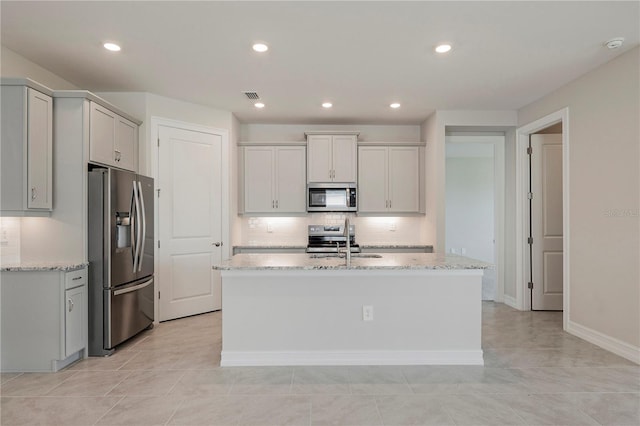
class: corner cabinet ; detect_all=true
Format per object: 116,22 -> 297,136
358,145 -> 424,214
240,144 -> 306,214
0,266 -> 88,372
89,102 -> 138,171
1,79 -> 53,215
306,132 -> 358,183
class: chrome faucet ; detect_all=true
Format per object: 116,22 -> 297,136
339,217 -> 351,267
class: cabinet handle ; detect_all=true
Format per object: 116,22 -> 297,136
68,298 -> 74,312
276,200 -> 279,208
213,242 -> 222,247
389,200 -> 392,209
272,200 -> 275,208
72,276 -> 82,281
115,150 -> 121,162
31,187 -> 37,201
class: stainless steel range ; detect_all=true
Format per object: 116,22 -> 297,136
306,224 -> 361,253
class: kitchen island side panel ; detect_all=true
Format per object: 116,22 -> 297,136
221,269 -> 483,366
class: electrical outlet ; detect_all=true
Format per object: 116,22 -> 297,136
461,248 -> 466,255
267,223 -> 273,233
450,248 -> 457,254
362,305 -> 374,321
389,222 -> 396,231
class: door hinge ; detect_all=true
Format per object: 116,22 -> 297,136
527,146 -> 533,155
528,282 -> 534,289
158,291 -> 161,299
527,237 -> 533,245
157,188 -> 161,197
157,138 -> 160,147
158,240 -> 161,248
527,192 -> 533,200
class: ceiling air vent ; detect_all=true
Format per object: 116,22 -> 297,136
243,91 -> 260,100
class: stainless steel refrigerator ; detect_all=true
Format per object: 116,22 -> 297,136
88,167 -> 154,356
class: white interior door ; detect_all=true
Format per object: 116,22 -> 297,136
158,125 -> 222,321
531,134 -> 563,310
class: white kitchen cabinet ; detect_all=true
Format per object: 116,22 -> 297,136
306,132 -> 357,183
89,101 -> 138,171
241,145 -> 306,214
1,80 -> 53,215
358,145 -> 422,214
0,266 -> 88,372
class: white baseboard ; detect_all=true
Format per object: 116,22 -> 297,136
221,350 -> 484,367
567,320 -> 640,365
503,295 -> 518,310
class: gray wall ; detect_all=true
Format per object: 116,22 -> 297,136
518,46 -> 640,348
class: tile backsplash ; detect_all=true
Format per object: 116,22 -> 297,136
238,214 -> 428,246
0,217 -> 21,264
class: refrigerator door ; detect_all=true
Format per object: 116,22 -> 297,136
109,168 -> 138,287
105,276 -> 154,349
135,174 -> 155,280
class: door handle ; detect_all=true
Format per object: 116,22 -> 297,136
31,187 -> 37,201
213,242 -> 222,247
67,298 -> 74,312
114,278 -> 154,296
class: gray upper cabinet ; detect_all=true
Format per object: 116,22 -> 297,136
1,80 -> 53,215
240,145 -> 306,214
89,102 -> 138,172
306,132 -> 358,183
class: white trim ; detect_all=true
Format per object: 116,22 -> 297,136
503,295 -> 518,309
514,108 -> 570,326
567,320 -> 640,365
357,140 -> 426,147
150,116 -> 231,323
445,134 -> 506,303
238,140 -> 306,146
221,350 -> 485,367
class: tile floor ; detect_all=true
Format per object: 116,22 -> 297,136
1,302 -> 638,425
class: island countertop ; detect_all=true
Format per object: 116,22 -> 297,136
214,253 -> 490,271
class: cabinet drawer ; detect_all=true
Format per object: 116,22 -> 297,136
65,269 -> 86,289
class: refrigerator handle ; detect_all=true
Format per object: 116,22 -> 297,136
130,180 -> 137,270
132,181 -> 141,272
137,181 -> 146,272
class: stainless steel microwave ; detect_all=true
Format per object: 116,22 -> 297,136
307,183 -> 357,212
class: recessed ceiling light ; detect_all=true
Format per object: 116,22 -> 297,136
103,42 -> 121,52
322,102 -> 333,108
435,44 -> 452,53
604,37 -> 624,49
252,43 -> 269,53
254,102 -> 265,108
390,103 -> 401,109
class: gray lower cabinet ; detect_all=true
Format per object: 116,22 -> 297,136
0,267 -> 87,372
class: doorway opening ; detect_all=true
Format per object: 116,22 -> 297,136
445,132 -> 505,302
515,108 -> 570,327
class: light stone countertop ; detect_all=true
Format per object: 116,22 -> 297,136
214,253 -> 490,271
0,262 -> 88,272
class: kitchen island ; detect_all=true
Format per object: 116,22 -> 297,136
214,253 -> 489,367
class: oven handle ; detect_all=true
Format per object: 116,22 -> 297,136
114,278 -> 153,296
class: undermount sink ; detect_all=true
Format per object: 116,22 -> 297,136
308,253 -> 382,259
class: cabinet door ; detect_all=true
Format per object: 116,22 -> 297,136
26,88 -> 53,209
89,102 -> 116,167
331,135 -> 357,182
65,285 -> 85,357
115,116 -> 137,171
307,135 -> 332,182
244,147 -> 275,213
388,147 -> 420,212
358,147 -> 388,212
275,146 -> 306,213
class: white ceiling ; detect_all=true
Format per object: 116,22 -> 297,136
1,1 -> 638,125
